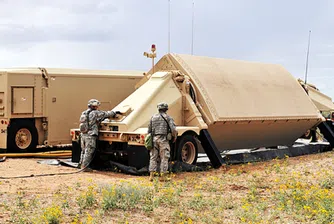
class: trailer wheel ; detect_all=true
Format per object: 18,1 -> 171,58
7,120 -> 38,152
176,135 -> 198,165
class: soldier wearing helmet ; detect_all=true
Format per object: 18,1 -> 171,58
147,102 -> 177,181
78,99 -> 122,169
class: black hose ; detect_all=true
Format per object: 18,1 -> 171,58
0,168 -> 85,179
0,140 -> 97,179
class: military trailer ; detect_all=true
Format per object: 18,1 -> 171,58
71,54 -> 326,167
0,68 -> 143,152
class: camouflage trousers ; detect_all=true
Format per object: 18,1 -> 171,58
149,135 -> 170,173
79,134 -> 97,169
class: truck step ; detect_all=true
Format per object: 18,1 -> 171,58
318,121 -> 334,147
198,129 -> 225,168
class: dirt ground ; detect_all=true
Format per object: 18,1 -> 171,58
0,157 -> 139,223
0,151 -> 331,189
0,151 -> 333,223
0,157 -> 136,194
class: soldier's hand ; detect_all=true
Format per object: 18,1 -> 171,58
112,111 -> 122,118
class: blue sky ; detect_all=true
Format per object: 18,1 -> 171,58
0,0 -> 333,98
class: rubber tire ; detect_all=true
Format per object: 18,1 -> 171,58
7,120 -> 38,152
176,135 -> 198,165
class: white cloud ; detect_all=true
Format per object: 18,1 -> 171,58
0,0 -> 333,98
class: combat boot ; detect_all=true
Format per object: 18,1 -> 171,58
149,172 -> 155,182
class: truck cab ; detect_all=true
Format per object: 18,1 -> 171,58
71,70 -> 204,166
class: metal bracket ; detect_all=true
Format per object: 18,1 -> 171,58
38,67 -> 49,88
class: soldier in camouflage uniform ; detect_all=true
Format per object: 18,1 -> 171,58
148,102 -> 177,181
79,99 -> 121,169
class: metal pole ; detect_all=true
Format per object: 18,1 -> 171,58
191,1 -> 194,55
304,30 -> 311,85
168,0 -> 171,53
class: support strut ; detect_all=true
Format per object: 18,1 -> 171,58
318,121 -> 334,147
198,129 -> 225,168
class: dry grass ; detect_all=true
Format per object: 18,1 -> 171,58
0,151 -> 333,224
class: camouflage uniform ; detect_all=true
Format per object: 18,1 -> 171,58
148,112 -> 176,173
79,109 -> 115,168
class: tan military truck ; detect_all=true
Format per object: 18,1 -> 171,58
71,54 -> 325,166
0,68 -> 143,152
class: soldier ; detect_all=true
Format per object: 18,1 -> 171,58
78,99 -> 121,169
148,102 -> 177,181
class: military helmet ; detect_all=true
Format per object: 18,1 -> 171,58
88,99 -> 101,107
157,102 -> 168,110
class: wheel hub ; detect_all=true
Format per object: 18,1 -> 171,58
15,128 -> 32,150
181,142 -> 196,164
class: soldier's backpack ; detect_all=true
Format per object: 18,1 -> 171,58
79,109 -> 92,134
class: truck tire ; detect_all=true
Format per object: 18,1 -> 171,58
7,120 -> 38,152
176,135 -> 198,165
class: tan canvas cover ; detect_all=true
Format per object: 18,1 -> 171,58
167,54 -> 321,123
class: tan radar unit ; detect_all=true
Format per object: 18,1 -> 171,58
71,53 -> 326,165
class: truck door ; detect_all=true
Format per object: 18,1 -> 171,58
12,87 -> 34,114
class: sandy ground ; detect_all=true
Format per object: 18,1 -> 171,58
0,149 -> 331,195
0,157 -> 136,194
0,150 -> 333,223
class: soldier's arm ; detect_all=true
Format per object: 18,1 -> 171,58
148,118 -> 152,134
147,121 -> 152,134
168,116 -> 177,132
96,110 -> 116,121
168,116 -> 178,142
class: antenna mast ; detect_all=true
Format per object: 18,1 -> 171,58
168,0 -> 171,53
304,30 -> 311,85
191,1 -> 194,55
